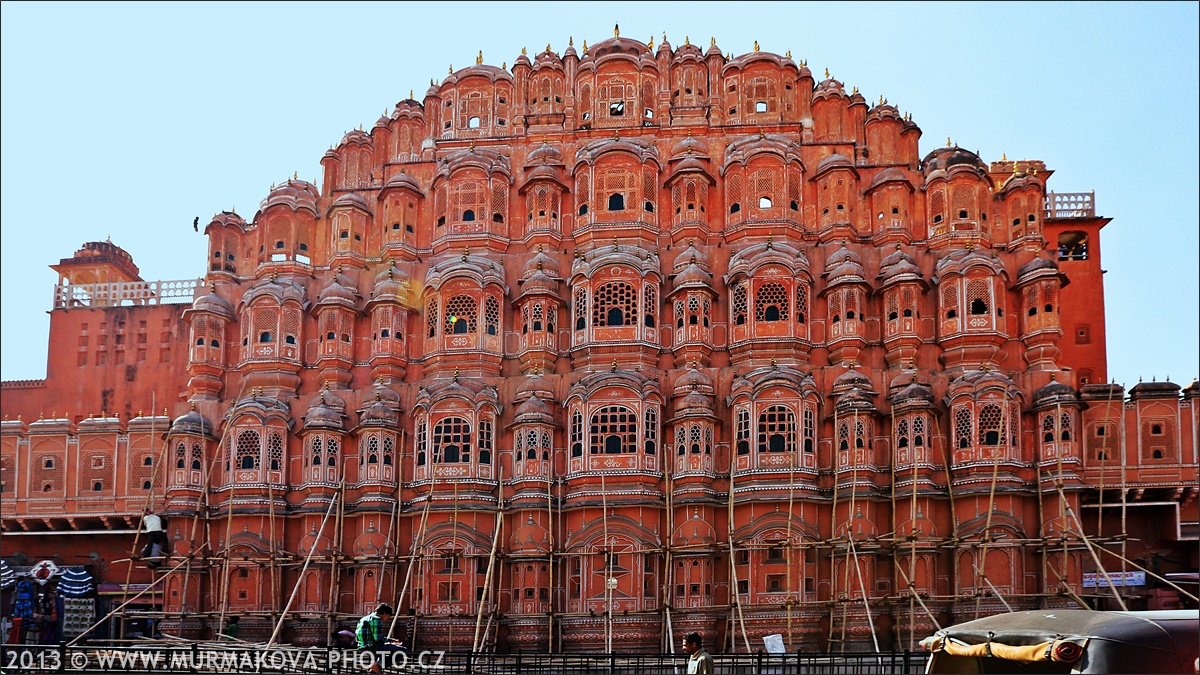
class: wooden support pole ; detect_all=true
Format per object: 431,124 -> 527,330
266,483 -> 340,648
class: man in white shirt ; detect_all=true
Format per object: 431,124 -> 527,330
139,509 -> 169,568
683,632 -> 714,674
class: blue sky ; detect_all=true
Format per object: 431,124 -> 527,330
2,1 -> 1197,387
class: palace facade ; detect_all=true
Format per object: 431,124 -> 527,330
2,32 -> 1196,652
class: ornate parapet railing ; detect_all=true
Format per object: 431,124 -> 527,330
1044,191 -> 1095,219
53,278 -> 201,309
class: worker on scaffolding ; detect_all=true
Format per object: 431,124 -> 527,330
138,508 -> 170,568
356,603 -> 406,673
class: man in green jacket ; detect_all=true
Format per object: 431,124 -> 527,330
356,604 -> 406,673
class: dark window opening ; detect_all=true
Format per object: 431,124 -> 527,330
764,305 -> 781,322
888,311 -> 898,321
1151,424 -> 1163,435
902,309 -> 913,317
790,200 -> 799,210
644,201 -> 654,212
609,101 -> 624,116
983,431 -> 1000,446
970,299 -> 988,315
607,307 -> 625,326
462,209 -> 476,222
933,215 -> 943,224
437,216 -> 446,226
768,434 -> 786,453
958,210 -> 968,219
259,332 -> 273,343
579,204 -> 589,215
608,193 -> 625,211
493,212 -> 504,223
605,435 -> 622,454
729,203 -> 740,214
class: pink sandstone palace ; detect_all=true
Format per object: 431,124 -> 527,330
1,29 -> 1196,653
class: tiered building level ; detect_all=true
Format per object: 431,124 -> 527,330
2,32 -> 1196,652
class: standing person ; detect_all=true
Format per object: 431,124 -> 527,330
40,587 -> 63,644
683,632 -> 714,675
223,615 -> 240,641
140,509 -> 170,568
356,604 -> 405,674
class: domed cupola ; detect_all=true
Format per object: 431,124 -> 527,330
303,387 -> 347,431
514,394 -> 555,424
259,178 -> 320,218
823,243 -> 868,286
510,515 -> 551,554
832,366 -> 875,398
316,267 -> 360,309
877,245 -> 923,287
368,263 -> 409,305
358,397 -> 399,428
515,372 -> 556,403
673,364 -> 715,398
170,407 -> 215,438
192,284 -> 235,319
1032,376 -> 1077,409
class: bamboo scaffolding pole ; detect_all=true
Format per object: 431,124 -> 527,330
726,448 -> 751,653
1052,481 -> 1127,610
266,482 -> 341,648
827,404 -> 842,651
1089,543 -> 1200,602
388,455 -> 439,640
472,464 -> 503,652
447,474 -> 461,649
1117,383 -> 1129,582
973,392 -> 1012,618
120,392 -> 167,613
662,443 -> 675,653
69,543 -> 209,647
324,480 -> 347,643
599,469 -> 612,653
784,415 -> 798,649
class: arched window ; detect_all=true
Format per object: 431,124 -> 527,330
758,405 -> 796,454
590,405 -> 636,455
732,283 -> 748,326
755,283 -> 790,322
236,430 -> 260,471
570,410 -> 584,457
736,408 -> 751,456
444,295 -> 478,334
978,404 -> 1003,447
593,281 -> 637,327
434,417 -> 472,464
608,193 -> 625,211
954,407 -> 973,450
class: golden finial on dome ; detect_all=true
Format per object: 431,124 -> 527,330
613,236 -> 619,250
468,141 -> 475,153
611,359 -> 618,372
522,46 -> 527,55
786,49 -> 791,59
947,137 -> 953,147
453,367 -> 460,382
545,43 -> 551,54
852,86 -> 858,95
582,40 -> 588,55
569,36 -> 574,47
462,245 -> 470,261
476,50 -> 483,65
753,40 -> 759,52
448,64 -> 453,74
981,363 -> 991,373
710,36 -> 716,46
294,171 -> 298,180
409,89 -> 413,99
614,23 -> 619,37
879,95 -> 884,105
502,61 -> 506,69
647,36 -> 653,49
1001,152 -> 1007,162
684,35 -> 690,46
662,32 -> 667,43
824,68 -> 830,78
766,234 -> 773,249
